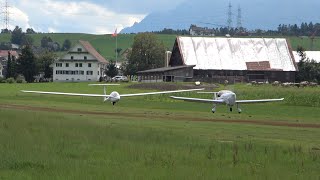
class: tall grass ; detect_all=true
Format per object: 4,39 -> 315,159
0,109 -> 319,179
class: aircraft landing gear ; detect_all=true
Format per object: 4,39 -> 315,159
212,104 -> 216,113
236,103 -> 241,114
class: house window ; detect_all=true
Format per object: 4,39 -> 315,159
86,71 -> 93,75
56,63 -> 62,67
77,48 -> 82,52
88,63 -> 91,67
98,71 -> 99,75
80,71 -> 84,75
66,63 -> 69,67
71,56 -> 74,60
75,63 -> 78,67
79,63 -> 82,67
84,56 -> 87,60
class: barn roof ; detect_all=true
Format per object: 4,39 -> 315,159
171,36 -> 297,71
137,65 -> 195,74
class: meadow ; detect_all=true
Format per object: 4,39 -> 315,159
0,82 -> 319,179
1,33 -> 320,60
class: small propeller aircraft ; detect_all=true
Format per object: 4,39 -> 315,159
170,90 -> 284,113
21,84 -> 204,105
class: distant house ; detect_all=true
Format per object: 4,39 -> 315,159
189,25 -> 215,36
53,40 -> 108,82
0,50 -> 19,78
138,36 -> 298,83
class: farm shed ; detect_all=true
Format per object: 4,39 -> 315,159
137,65 -> 195,83
168,36 -> 298,83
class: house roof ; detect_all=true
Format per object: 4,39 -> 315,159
137,65 -> 195,74
172,36 -> 297,71
79,40 -> 108,64
0,50 -> 19,57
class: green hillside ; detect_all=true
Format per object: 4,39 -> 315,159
0,33 -> 319,61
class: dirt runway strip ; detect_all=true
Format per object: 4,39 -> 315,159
1,104 -> 320,129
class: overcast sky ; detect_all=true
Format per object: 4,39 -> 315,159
6,0 -> 186,34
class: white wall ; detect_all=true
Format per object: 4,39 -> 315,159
0,64 -> 3,78
53,61 -> 103,82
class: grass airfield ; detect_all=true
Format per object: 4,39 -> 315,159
0,82 -> 319,179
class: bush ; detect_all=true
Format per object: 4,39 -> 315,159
16,78 -> 26,83
6,77 -> 15,84
16,75 -> 26,83
0,77 -> 6,83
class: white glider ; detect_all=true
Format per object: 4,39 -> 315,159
170,90 -> 284,113
21,84 -> 204,105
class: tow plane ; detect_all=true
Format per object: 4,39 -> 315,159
170,90 -> 284,113
21,84 -> 204,105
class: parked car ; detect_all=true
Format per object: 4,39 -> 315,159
111,76 -> 128,82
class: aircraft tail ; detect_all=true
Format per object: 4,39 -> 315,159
89,84 -> 120,102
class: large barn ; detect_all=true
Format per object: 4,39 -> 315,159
138,37 -> 298,83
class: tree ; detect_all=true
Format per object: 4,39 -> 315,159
62,39 -> 71,51
105,61 -> 118,78
124,33 -> 165,75
37,51 -> 57,79
1,28 -> 10,34
296,46 -> 306,61
11,26 -> 24,45
296,46 -> 320,83
17,45 -> 38,83
26,28 -> 36,34
6,51 -> 17,79
41,36 -> 53,49
115,48 -> 122,57
21,35 -> 34,46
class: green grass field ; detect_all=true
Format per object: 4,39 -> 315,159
0,82 -> 319,179
1,33 -> 319,60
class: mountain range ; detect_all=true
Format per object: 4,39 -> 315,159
121,0 -> 320,33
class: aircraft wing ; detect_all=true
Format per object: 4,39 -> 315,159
120,88 -> 204,97
170,96 -> 225,104
236,98 -> 284,104
21,90 -> 110,97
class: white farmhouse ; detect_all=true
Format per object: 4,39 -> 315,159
53,40 -> 108,82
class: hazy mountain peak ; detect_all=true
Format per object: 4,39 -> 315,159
121,0 -> 320,33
